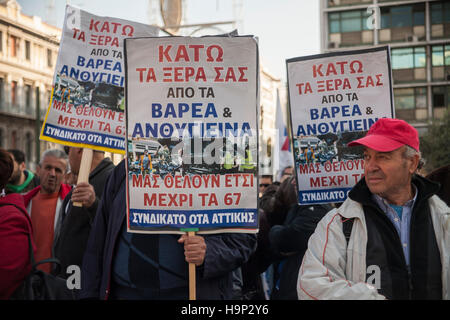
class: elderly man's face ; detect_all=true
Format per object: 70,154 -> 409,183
39,155 -> 67,194
363,146 -> 418,205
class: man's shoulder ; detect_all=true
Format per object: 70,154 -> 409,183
23,185 -> 41,206
334,198 -> 364,220
428,195 -> 450,215
103,159 -> 126,194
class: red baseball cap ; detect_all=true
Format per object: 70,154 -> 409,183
348,118 -> 419,152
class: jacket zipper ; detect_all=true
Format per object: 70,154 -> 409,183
370,203 -> 413,299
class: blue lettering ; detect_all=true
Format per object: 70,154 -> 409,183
165,103 -> 176,118
352,104 -> 362,116
132,123 -> 143,138
178,103 -> 189,117
152,103 -> 162,118
112,62 -> 122,72
145,123 -> 158,137
204,103 -> 218,118
321,108 -> 330,119
60,65 -> 68,76
192,103 -> 202,118
76,56 -> 85,66
331,106 -> 340,117
241,122 -> 252,136
342,105 -> 350,117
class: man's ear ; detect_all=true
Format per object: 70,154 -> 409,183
409,154 -> 420,174
19,161 -> 26,171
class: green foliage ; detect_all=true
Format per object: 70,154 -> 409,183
420,108 -> 450,172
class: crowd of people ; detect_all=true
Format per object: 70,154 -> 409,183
0,118 -> 449,300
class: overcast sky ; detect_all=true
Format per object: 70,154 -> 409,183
18,0 -> 321,82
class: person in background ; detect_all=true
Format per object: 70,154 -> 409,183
241,182 -> 280,300
6,149 -> 39,194
63,170 -> 78,187
0,148 -> 34,299
239,144 -> 255,173
23,149 -> 71,274
259,175 -> 273,198
140,149 -> 151,175
279,166 -> 293,183
53,146 -> 114,282
298,118 -> 450,300
426,164 -> 450,206
268,176 -> 331,299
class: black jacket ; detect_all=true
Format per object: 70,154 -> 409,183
53,158 -> 115,278
79,160 -> 257,300
349,174 -> 443,300
269,203 -> 331,299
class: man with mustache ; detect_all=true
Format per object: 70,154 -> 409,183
298,118 -> 450,300
23,149 -> 71,273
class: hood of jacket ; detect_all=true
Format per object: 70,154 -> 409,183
0,193 -> 28,214
6,170 -> 35,193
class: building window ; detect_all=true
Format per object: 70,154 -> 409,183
25,40 -> 30,60
9,35 -> 18,57
24,84 -> 32,112
379,4 -> 425,42
432,86 -> 450,119
327,0 -> 372,7
10,81 -> 17,106
47,49 -> 52,67
11,130 -> 17,149
328,9 -> 372,47
394,87 -> 428,121
0,31 -> 3,52
25,132 -> 32,162
431,1 -> 450,25
266,137 -> 272,158
46,89 -> 52,108
328,9 -> 370,34
0,78 -> 3,107
381,4 -> 425,28
391,47 -> 426,83
431,44 -> 450,81
431,1 -> 450,39
391,47 -> 426,68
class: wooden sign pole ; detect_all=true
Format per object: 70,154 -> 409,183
188,231 -> 196,300
72,148 -> 93,207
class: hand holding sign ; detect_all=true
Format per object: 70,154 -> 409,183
72,148 -> 93,207
71,181 -> 96,208
178,233 -> 206,266
178,231 -> 206,300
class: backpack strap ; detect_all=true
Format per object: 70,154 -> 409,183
342,217 -> 355,245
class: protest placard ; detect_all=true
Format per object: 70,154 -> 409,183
40,5 -> 159,154
287,46 -> 394,205
124,36 -> 259,234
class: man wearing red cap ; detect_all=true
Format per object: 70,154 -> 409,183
298,118 -> 450,300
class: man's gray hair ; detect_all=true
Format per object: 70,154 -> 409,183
40,148 -> 69,170
403,145 -> 425,170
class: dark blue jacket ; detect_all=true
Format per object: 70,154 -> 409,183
79,160 -> 257,300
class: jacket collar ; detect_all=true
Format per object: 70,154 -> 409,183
90,157 -> 114,180
23,183 -> 72,207
6,170 -> 35,193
